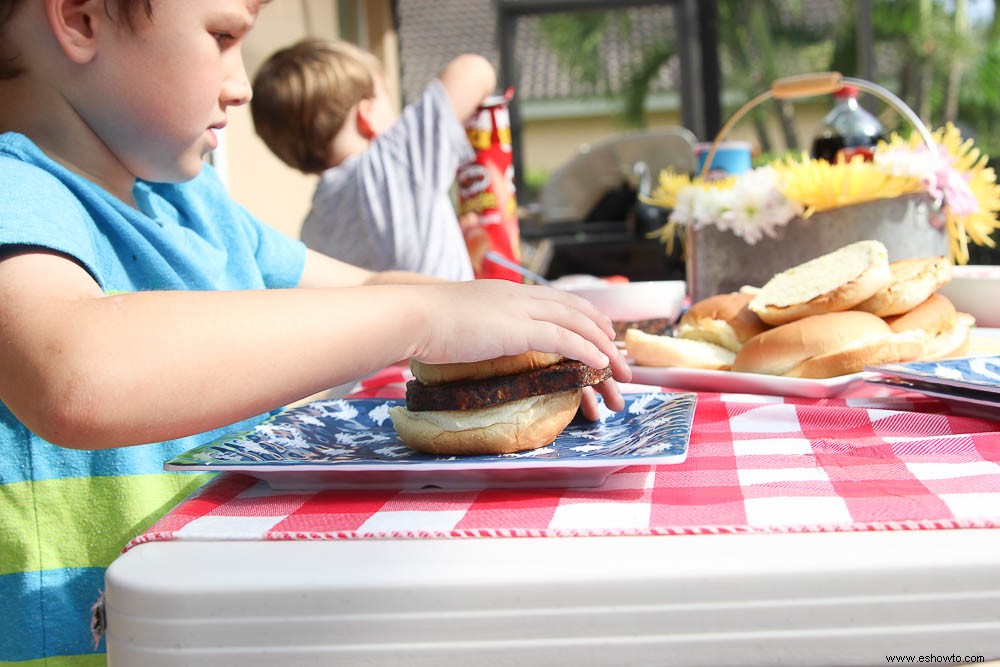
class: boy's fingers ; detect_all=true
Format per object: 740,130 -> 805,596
594,379 -> 625,412
579,387 -> 601,421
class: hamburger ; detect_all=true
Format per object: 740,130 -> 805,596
388,352 -> 612,456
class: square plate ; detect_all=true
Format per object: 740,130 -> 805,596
866,356 -> 1000,396
165,393 -> 696,490
628,364 -> 871,399
865,376 -> 1000,421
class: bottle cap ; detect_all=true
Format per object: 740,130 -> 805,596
834,85 -> 859,99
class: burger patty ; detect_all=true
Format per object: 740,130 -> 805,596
405,360 -> 612,412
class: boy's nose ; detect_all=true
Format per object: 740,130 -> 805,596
222,54 -> 252,107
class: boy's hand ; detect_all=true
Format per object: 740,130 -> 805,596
410,279 -> 631,412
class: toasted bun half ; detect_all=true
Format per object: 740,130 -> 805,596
854,256 -> 952,317
626,328 -> 736,370
732,311 -> 923,378
885,294 -> 975,360
749,240 -> 891,325
410,351 -> 563,386
677,292 -> 770,352
389,389 -> 582,455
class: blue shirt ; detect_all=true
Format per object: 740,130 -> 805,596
0,132 -> 306,664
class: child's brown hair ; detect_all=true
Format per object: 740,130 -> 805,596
250,38 -> 384,175
0,0 -> 152,80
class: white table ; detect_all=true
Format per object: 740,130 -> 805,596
105,528 -> 1000,666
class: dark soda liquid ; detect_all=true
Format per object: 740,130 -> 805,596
811,134 -> 884,163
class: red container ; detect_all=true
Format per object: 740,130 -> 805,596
457,88 -> 522,282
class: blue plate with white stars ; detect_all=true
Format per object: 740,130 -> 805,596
866,356 -> 1000,395
165,393 -> 695,490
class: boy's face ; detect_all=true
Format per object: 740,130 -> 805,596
77,0 -> 260,183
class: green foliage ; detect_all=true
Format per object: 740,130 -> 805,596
537,11 -> 625,96
536,9 -> 671,127
533,1 -> 1000,161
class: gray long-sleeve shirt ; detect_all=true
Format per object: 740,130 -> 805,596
300,80 -> 475,281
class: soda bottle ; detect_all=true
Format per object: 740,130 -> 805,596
810,85 -> 885,163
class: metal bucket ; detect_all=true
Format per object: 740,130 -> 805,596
685,72 -> 948,301
685,193 -> 947,301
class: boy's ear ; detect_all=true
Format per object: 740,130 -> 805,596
45,0 -> 103,65
354,98 -> 377,140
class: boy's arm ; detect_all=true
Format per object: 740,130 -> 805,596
437,54 -> 498,123
0,250 -> 626,450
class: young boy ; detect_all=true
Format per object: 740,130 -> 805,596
251,39 -> 487,281
0,1 -> 628,663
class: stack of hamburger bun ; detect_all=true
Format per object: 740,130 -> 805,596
627,240 -> 976,379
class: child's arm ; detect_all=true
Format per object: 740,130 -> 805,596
437,54 -> 498,124
0,249 -> 627,450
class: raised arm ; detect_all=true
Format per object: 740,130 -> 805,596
0,249 -> 627,450
437,54 -> 498,123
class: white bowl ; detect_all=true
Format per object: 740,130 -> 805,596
937,264 -> 1000,328
560,280 -> 687,322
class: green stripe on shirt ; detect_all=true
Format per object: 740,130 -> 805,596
1,472 -> 210,575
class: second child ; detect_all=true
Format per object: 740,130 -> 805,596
252,39 -> 490,280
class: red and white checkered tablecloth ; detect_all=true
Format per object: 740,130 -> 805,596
124,365 -> 1000,551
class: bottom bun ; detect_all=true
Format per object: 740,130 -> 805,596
784,338 -> 923,378
389,389 -> 583,456
625,328 -> 736,370
732,311 -> 922,378
922,313 -> 975,360
884,294 -> 975,360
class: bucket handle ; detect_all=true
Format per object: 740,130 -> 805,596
699,72 -> 936,179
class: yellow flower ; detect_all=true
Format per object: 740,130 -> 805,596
647,124 -> 1000,263
770,153 -> 923,216
642,170 -> 736,210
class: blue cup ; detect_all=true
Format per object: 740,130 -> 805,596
694,141 -> 752,176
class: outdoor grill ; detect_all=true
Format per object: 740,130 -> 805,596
520,128 -> 696,281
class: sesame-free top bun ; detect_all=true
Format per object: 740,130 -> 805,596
410,351 -> 564,386
677,292 -> 770,352
854,256 -> 952,317
885,293 -> 975,360
389,389 -> 582,456
625,328 -> 736,370
748,240 -> 892,325
731,311 -> 923,379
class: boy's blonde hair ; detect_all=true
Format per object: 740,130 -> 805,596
251,38 -> 384,175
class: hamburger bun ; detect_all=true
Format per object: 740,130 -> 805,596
677,292 -> 770,352
390,352 -> 609,456
625,328 -> 736,370
749,240 -> 892,325
731,311 -> 923,379
410,351 -> 563,385
854,256 -> 952,317
389,389 -> 582,456
884,293 -> 976,360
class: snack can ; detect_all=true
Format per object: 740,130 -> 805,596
457,88 -> 522,282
